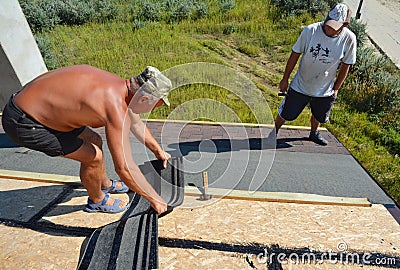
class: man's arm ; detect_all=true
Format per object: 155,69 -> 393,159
280,51 -> 301,92
333,63 -> 351,97
105,103 -> 167,215
128,109 -> 171,168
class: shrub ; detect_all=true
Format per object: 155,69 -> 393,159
348,17 -> 368,48
194,2 -> 209,19
219,0 -> 235,14
35,35 -> 60,70
131,0 -> 212,24
56,0 -> 95,25
20,0 -> 119,33
93,1 -> 118,22
136,1 -> 163,21
170,1 -> 194,22
342,47 -> 400,114
270,0 -> 337,17
164,0 -> 179,11
20,0 -> 60,32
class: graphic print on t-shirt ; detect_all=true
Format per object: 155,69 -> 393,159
309,43 -> 332,64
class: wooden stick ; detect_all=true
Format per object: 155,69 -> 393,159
202,171 -> 208,195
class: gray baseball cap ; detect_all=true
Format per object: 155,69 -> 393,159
136,66 -> 172,106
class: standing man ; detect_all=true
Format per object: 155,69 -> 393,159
2,65 -> 172,214
275,3 -> 357,145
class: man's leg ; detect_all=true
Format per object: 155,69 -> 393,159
309,115 -> 328,145
310,115 -> 320,132
309,95 -> 335,146
76,128 -> 126,191
64,131 -> 126,207
276,88 -> 310,134
275,114 -> 286,134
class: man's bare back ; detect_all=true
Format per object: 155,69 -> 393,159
14,65 -> 127,132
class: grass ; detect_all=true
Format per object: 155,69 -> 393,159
36,0 -> 399,203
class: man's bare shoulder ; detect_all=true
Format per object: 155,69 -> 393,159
16,64 -> 130,131
56,64 -> 121,79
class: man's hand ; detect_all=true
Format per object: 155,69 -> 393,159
155,150 -> 171,168
279,79 -> 289,93
334,89 -> 339,99
151,199 -> 168,215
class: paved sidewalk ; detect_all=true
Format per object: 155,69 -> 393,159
346,0 -> 400,68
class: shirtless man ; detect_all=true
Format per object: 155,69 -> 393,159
2,65 -> 172,214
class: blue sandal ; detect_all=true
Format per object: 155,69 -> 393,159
102,179 -> 129,194
84,193 -> 129,213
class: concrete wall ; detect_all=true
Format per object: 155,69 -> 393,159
0,0 -> 47,110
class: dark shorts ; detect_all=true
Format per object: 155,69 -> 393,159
1,94 -> 85,157
278,88 -> 336,123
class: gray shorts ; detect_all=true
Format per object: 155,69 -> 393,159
278,88 -> 336,123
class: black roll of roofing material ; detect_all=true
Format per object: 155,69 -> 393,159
77,157 -> 184,270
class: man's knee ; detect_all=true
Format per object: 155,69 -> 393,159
91,146 -> 104,164
280,114 -> 298,122
64,141 -> 104,166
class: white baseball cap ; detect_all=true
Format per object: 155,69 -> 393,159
325,3 -> 351,31
136,66 -> 172,106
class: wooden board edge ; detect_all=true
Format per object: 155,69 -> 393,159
0,169 -> 81,185
184,187 -> 371,207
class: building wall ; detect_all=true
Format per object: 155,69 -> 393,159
0,0 -> 47,110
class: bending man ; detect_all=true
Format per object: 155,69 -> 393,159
2,65 -> 172,214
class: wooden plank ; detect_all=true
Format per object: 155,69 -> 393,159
0,169 -> 367,207
184,186 -> 371,207
0,169 -> 80,185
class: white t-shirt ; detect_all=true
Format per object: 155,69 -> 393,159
290,22 -> 357,97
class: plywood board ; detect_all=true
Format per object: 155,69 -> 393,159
185,186 -> 372,207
